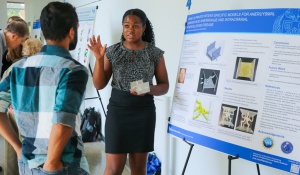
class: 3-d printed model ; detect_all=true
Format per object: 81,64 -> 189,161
219,106 -> 236,128
193,100 -> 209,120
130,80 -> 150,95
206,41 -> 221,61
235,58 -> 256,81
200,71 -> 219,92
236,108 -> 257,134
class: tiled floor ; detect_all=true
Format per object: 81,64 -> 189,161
0,136 -> 130,175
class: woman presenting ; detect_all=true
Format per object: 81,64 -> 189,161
88,8 -> 169,175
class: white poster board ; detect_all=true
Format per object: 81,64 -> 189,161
72,6 -> 97,67
168,8 -> 300,175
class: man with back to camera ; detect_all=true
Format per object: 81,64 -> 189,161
0,2 -> 95,175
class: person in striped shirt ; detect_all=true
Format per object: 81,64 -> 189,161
0,2 -> 98,175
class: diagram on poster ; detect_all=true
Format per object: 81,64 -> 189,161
168,8 -> 300,175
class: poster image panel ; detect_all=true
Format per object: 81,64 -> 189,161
197,68 -> 220,95
233,57 -> 259,81
206,40 -> 224,61
178,68 -> 187,84
192,99 -> 211,122
235,107 -> 258,134
218,104 -> 238,129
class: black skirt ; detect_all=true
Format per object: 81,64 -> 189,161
105,88 -> 156,153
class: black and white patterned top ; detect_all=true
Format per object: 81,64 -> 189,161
106,42 -> 164,91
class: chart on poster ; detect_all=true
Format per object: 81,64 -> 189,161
168,8 -> 300,175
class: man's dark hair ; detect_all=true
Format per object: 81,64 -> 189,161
40,1 -> 78,41
121,8 -> 155,46
5,19 -> 29,37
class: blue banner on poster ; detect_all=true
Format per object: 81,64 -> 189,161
185,8 -> 300,35
32,20 -> 40,29
168,124 -> 300,174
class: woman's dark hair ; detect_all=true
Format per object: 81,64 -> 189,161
40,2 -> 78,41
121,8 -> 155,46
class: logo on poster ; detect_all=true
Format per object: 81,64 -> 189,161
262,137 -> 274,149
281,141 -> 293,154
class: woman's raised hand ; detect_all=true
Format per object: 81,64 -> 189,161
87,35 -> 107,60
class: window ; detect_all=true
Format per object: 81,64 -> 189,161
7,2 -> 25,20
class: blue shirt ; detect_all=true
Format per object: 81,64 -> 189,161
0,45 -> 89,172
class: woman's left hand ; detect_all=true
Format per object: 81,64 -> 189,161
87,35 -> 107,60
130,89 -> 146,96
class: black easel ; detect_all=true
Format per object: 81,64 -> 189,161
181,138 -> 194,175
228,155 -> 261,175
75,0 -> 101,8
84,63 -> 107,142
85,64 -> 107,117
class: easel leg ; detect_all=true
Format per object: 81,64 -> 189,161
228,154 -> 239,175
256,164 -> 261,175
181,138 -> 194,175
88,64 -> 107,117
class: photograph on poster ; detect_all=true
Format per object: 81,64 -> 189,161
197,68 -> 220,95
178,68 -> 187,83
193,99 -> 210,121
218,104 -> 238,129
206,41 -> 222,61
235,107 -> 258,134
233,57 -> 259,81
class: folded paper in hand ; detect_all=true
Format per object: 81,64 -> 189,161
130,80 -> 150,95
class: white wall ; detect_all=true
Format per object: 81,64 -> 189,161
27,0 -> 299,175
0,1 -> 8,30
25,0 -> 60,38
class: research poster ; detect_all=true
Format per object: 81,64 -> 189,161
72,6 -> 97,67
31,20 -> 41,39
168,8 -> 300,174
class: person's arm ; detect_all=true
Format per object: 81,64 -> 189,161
87,35 -> 112,90
43,124 -> 73,171
92,55 -> 112,89
0,112 -> 22,158
43,65 -> 89,171
0,71 -> 21,158
149,56 -> 169,96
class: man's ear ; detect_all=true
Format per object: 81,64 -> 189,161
11,33 -> 18,40
69,27 -> 75,40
